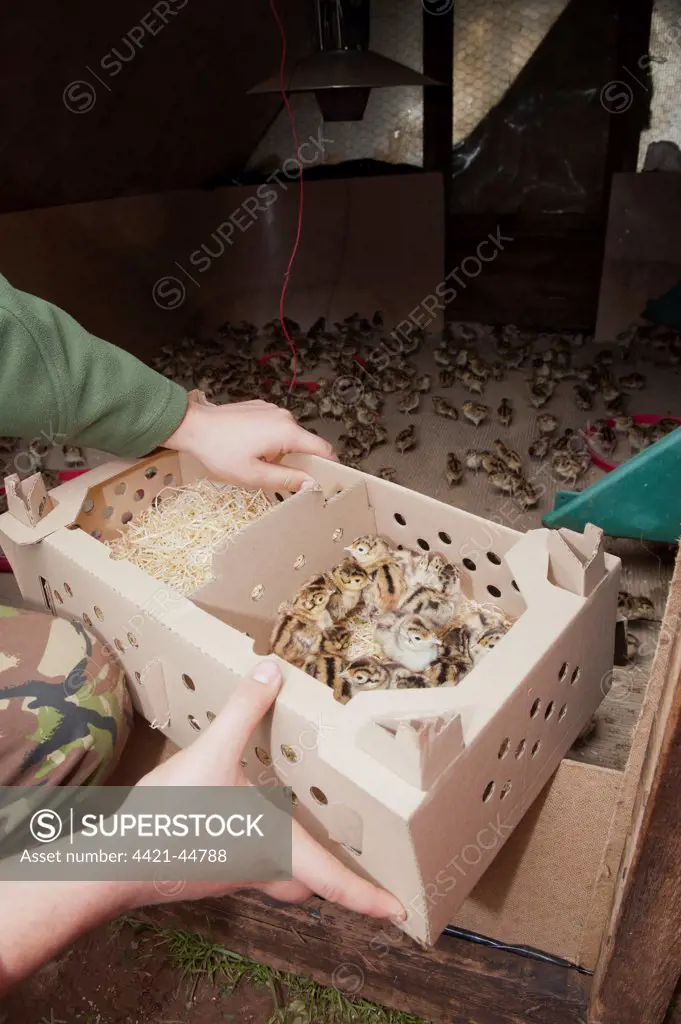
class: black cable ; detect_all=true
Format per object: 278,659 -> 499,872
441,925 -> 594,976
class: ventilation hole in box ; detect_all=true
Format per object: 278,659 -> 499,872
240,759 -> 248,769
570,667 -> 581,685
310,786 -> 328,805
206,711 -> 216,723
486,551 -> 502,565
544,701 -> 555,720
114,638 -> 124,654
127,632 -> 138,648
559,662 -> 569,681
515,738 -> 526,759
511,580 -> 520,592
82,498 -> 94,514
83,613 -> 93,628
463,558 -> 476,571
487,585 -> 502,599
332,528 -> 343,542
394,513 -> 407,526
438,531 -> 451,545
558,704 -> 567,721
500,781 -> 512,801
134,489 -> 145,501
482,781 -> 495,802
102,506 -> 114,520
144,466 -> 158,480
417,538 -> 430,551
291,791 -> 299,806
251,584 -> 265,601
164,473 -> 174,486
54,590 -> 63,604
255,747 -> 271,766
114,482 -> 127,496
274,492 -> 284,502
94,606 -> 104,621
121,511 -> 133,525
134,671 -> 142,684
497,738 -> 510,759
64,583 -> 73,598
531,740 -> 541,757
188,715 -> 201,732
281,744 -> 299,763
152,496 -> 163,510
530,698 -> 541,718
182,673 -> 195,692
293,555 -> 306,570
101,644 -> 113,659
91,529 -> 102,540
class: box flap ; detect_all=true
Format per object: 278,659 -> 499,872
0,461 -> 132,545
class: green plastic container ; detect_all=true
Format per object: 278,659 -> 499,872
543,426 -> 681,543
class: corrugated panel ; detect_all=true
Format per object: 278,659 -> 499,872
638,0 -> 681,166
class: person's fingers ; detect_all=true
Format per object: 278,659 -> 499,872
258,879 -> 313,904
192,661 -> 283,766
251,462 -> 317,493
283,425 -> 338,461
291,819 -> 406,920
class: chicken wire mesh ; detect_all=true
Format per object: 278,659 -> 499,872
248,0 -> 569,171
638,0 -> 681,167
452,0 -> 569,143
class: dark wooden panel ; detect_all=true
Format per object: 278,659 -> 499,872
0,0 -> 309,213
138,892 -> 591,1024
447,214 -> 603,328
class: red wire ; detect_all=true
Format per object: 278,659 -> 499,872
269,0 -> 302,392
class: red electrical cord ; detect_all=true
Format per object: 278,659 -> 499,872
269,0 -> 302,392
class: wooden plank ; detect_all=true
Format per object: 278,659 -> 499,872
578,550 -> 680,969
422,0 -> 453,178
600,0 -> 655,188
138,892 -> 591,1024
589,553 -> 681,1024
595,172 -> 681,341
666,980 -> 681,1024
422,0 -> 453,275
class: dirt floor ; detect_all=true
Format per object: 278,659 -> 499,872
3,916 -> 423,1024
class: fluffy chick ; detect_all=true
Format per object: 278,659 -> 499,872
375,614 -> 443,672
325,559 -> 369,620
363,560 -> 409,616
338,657 -> 393,702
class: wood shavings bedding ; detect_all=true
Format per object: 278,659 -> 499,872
106,478 -> 271,595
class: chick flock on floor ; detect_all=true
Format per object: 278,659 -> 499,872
270,533 -> 513,704
143,312 -> 681,510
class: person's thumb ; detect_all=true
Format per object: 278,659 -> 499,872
254,462 -> 319,493
196,660 -> 283,767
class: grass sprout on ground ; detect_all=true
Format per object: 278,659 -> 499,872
114,916 -> 427,1024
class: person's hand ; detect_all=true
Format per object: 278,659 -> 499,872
0,665 -> 404,995
163,398 -> 337,492
126,660 -> 405,921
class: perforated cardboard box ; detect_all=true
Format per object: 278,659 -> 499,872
0,451 -> 620,945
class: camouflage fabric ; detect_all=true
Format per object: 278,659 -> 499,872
0,605 -> 132,786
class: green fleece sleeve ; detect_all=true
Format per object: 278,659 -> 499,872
0,273 -> 188,457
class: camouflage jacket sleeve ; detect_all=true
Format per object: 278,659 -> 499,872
0,272 -> 188,457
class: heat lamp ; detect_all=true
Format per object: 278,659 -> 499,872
249,0 -> 441,121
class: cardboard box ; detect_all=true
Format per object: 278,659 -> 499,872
0,452 -> 620,945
